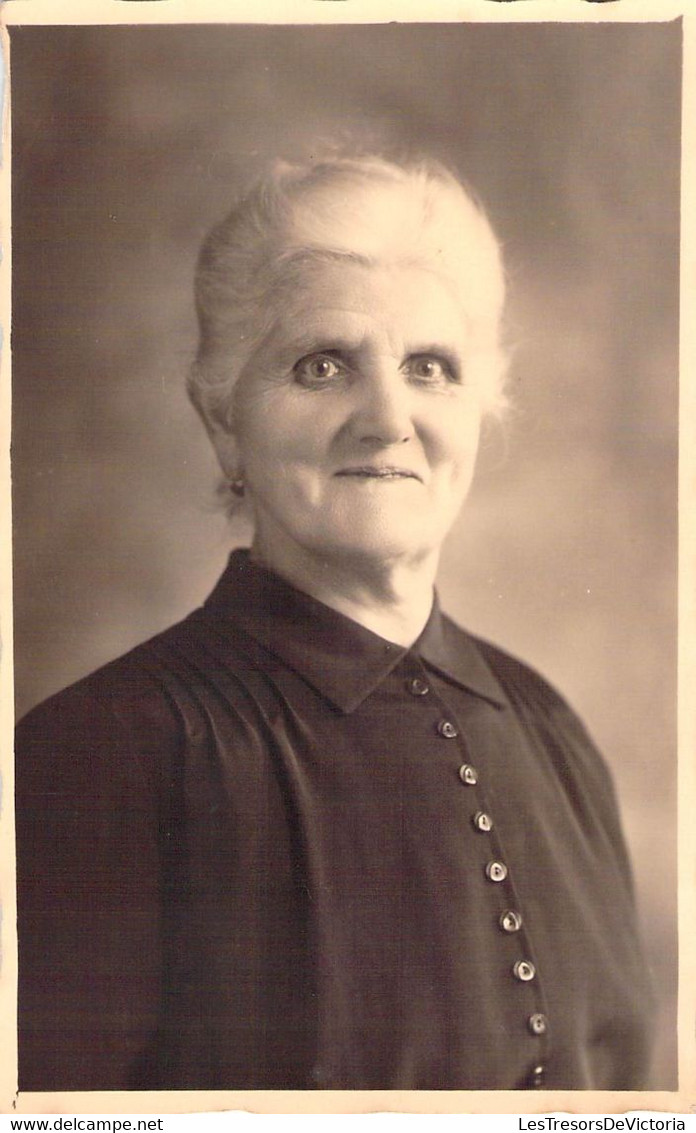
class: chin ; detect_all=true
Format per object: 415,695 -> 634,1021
312,523 -> 442,566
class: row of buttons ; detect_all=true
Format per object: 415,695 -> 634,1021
439,715 -> 540,984
450,717 -> 549,1070
457,756 -> 525,931
412,679 -> 549,1086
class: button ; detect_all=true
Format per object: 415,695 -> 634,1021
531,1064 -> 545,1088
459,764 -> 478,786
485,861 -> 508,882
437,720 -> 458,738
407,677 -> 430,696
472,811 -> 493,833
513,959 -> 536,982
528,1013 -> 548,1036
499,909 -> 523,933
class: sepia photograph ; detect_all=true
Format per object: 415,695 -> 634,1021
4,7 -> 685,1111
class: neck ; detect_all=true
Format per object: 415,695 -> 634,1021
250,538 -> 439,647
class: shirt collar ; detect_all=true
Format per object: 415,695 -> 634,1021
204,549 -> 508,714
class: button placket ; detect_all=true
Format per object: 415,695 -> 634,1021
421,664 -> 553,1076
497,908 -> 552,1073
463,770 -> 551,1069
498,878 -> 551,1061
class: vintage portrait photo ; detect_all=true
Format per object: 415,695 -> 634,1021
2,2 -> 690,1115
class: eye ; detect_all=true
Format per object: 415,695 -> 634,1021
293,353 -> 345,387
405,354 -> 456,384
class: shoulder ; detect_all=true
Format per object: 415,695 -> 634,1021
15,602 -> 275,782
463,625 -> 590,726
446,617 -> 619,795
14,607 -> 230,779
469,631 -> 580,720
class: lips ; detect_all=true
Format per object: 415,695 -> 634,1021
334,466 -> 423,482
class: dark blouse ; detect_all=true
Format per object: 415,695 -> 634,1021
16,550 -> 653,1093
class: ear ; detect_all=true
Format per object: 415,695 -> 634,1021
204,416 -> 241,481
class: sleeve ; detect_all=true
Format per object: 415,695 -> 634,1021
543,689 -> 639,895
15,672 -> 169,1091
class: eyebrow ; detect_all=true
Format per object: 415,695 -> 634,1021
278,334 -> 465,361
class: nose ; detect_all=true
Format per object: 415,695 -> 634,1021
350,362 -> 415,447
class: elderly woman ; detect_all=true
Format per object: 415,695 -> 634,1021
16,155 -> 653,1093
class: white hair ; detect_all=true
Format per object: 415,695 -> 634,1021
188,153 -> 508,433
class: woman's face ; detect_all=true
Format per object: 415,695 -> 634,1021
217,260 -> 487,575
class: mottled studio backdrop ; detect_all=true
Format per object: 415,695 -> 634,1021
11,22 -> 679,1085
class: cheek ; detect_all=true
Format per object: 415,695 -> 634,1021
426,403 -> 482,470
236,400 -> 331,476
233,389 -> 292,460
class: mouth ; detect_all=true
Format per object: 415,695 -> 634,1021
334,466 -> 423,483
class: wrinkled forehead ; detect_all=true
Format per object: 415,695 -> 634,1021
259,260 -> 473,363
